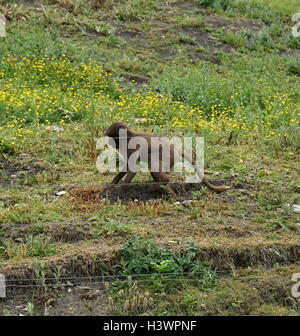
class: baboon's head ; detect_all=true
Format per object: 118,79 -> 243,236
105,122 -> 129,138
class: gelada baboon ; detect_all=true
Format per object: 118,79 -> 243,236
104,122 -> 230,192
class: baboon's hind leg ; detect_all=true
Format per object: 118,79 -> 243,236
151,172 -> 170,183
103,165 -> 127,193
151,172 -> 177,197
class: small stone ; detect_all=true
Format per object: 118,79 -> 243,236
286,204 -> 300,213
134,118 -> 149,123
78,286 -> 92,291
55,190 -> 67,196
292,205 -> 300,213
181,200 -> 193,205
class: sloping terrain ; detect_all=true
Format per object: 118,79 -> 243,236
0,0 -> 299,315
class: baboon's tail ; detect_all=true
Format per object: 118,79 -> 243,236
202,178 -> 230,192
180,150 -> 230,193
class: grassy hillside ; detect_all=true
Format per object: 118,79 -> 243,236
0,0 -> 299,316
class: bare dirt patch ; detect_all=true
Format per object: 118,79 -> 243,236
119,29 -> 145,39
206,226 -> 253,238
4,224 -> 93,243
116,24 -> 148,46
10,223 -> 92,243
0,155 -> 49,187
69,180 -> 232,204
178,14 -> 264,59
69,186 -> 104,203
169,0 -> 201,12
197,244 -> 300,269
205,15 -> 263,32
2,284 -> 110,316
45,225 -> 93,243
68,186 -> 104,212
180,26 -> 234,55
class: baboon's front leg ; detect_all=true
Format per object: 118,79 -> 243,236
109,164 -> 128,185
110,171 -> 127,185
102,166 -> 127,193
122,170 -> 137,185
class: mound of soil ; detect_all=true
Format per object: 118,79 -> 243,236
3,224 -> 93,243
70,180 -> 231,204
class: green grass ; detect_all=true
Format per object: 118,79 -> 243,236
232,0 -> 300,23
0,0 -> 299,316
1,235 -> 56,260
109,238 -> 217,314
198,0 -> 300,23
151,55 -> 299,140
